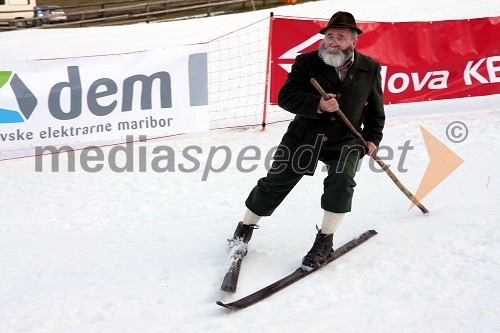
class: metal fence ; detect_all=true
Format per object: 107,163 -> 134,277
0,0 -> 279,31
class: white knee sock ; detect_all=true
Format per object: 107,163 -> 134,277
321,211 -> 345,235
242,208 -> 261,225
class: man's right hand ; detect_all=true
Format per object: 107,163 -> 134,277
318,93 -> 339,113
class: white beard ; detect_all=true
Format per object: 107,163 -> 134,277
318,41 -> 353,68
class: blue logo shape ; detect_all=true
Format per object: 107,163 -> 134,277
0,71 -> 38,124
0,108 -> 24,123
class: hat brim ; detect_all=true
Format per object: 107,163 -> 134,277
319,24 -> 363,35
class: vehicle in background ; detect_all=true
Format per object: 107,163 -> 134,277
36,5 -> 66,23
0,0 -> 36,26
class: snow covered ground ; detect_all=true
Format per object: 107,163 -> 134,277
1,0 -> 500,332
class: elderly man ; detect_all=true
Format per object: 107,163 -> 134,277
228,11 -> 385,271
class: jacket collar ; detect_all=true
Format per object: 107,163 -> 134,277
340,50 -> 368,88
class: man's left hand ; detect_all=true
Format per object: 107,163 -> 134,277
366,141 -> 377,156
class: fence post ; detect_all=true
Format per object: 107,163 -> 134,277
261,12 -> 274,131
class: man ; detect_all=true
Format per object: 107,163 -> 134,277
228,11 -> 385,271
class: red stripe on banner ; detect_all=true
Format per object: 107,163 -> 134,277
270,16 -> 500,105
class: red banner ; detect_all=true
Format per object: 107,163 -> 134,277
270,16 -> 500,105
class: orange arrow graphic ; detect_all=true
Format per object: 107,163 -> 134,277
410,126 -> 464,210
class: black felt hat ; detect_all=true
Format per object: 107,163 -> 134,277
319,11 -> 363,35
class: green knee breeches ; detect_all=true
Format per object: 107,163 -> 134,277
245,153 -> 361,216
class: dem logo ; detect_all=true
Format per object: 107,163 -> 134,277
0,71 -> 37,124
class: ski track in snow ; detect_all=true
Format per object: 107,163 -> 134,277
1,0 -> 500,332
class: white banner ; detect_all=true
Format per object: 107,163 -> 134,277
0,45 -> 209,157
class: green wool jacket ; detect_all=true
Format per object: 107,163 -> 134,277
276,49 -> 385,175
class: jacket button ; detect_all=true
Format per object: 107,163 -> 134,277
323,136 -> 328,142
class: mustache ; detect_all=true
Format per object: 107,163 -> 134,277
325,45 -> 351,56
325,45 -> 340,52
319,41 -> 352,56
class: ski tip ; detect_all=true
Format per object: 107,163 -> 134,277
216,300 -> 237,310
360,229 -> 378,238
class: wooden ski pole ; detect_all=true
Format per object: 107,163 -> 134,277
310,78 -> 429,214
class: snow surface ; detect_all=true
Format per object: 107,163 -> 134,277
1,0 -> 500,332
